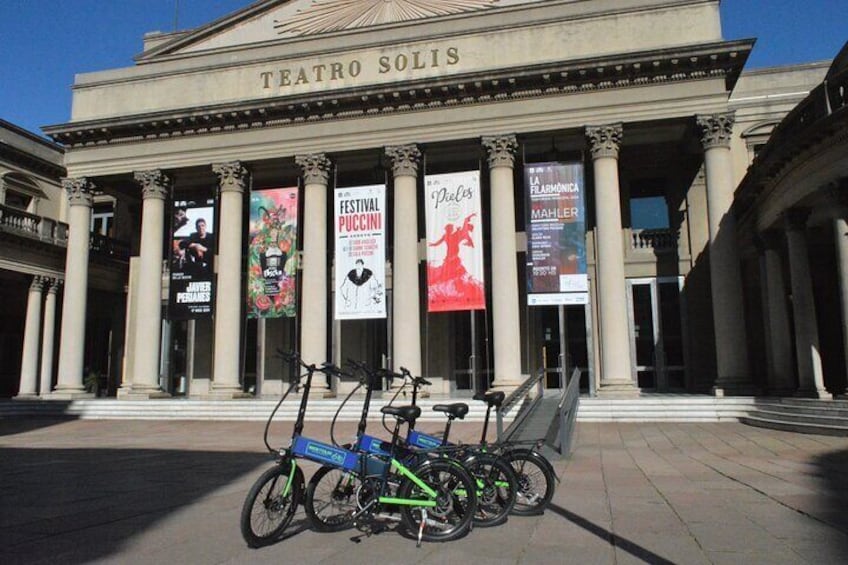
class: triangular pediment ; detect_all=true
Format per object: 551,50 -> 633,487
140,0 -> 544,59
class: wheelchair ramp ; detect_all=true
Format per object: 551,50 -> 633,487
504,390 -> 563,460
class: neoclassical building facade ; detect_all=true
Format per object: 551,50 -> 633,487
10,0 -> 843,401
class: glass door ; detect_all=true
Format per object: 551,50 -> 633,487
627,277 -> 686,391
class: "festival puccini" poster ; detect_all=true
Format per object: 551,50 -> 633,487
424,171 -> 485,312
334,184 -> 386,320
169,198 -> 216,319
246,187 -> 299,318
524,162 -> 588,305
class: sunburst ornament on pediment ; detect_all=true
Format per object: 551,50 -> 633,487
274,0 -> 497,36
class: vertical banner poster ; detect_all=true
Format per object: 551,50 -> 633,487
424,170 -> 486,312
334,184 -> 386,320
525,162 -> 588,305
169,198 -> 216,319
247,187 -> 299,318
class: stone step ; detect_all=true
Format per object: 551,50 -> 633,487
740,415 -> 848,437
752,402 -> 848,419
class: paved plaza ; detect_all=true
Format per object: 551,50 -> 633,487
1,417 -> 847,564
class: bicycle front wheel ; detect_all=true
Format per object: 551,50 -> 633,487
398,458 -> 477,543
240,462 -> 301,548
304,465 -> 360,532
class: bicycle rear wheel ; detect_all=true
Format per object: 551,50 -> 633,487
503,449 -> 555,515
398,458 -> 477,543
465,453 -> 517,527
240,462 -> 301,548
304,465 -> 360,532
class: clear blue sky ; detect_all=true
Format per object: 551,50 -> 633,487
1,0 -> 845,138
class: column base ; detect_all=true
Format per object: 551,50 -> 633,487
47,391 -> 95,400
307,387 -> 336,398
712,378 -> 759,397
597,382 -> 639,397
117,388 -> 171,400
208,383 -> 252,399
13,393 -> 41,400
795,389 -> 832,400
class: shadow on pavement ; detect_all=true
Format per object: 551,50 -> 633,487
0,447 -> 269,564
0,415 -> 78,437
813,447 -> 848,553
547,503 -> 676,565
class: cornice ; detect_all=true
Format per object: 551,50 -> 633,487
46,40 -> 752,149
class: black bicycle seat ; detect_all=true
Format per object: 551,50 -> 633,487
472,391 -> 505,408
381,405 -> 421,423
432,403 -> 469,420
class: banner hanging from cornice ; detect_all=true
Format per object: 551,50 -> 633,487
424,170 -> 485,312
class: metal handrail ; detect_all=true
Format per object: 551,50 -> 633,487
496,367 -> 545,441
557,367 -> 581,457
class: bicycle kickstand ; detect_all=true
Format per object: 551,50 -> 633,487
417,508 -> 427,547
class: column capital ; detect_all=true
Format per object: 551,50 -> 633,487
134,170 -> 171,200
755,229 -> 784,252
29,275 -> 47,292
824,178 -> 848,210
295,153 -> 332,185
482,134 -> 518,169
696,112 -> 736,150
212,161 -> 249,194
46,278 -> 63,294
784,208 -> 811,232
586,124 -> 623,159
62,177 -> 95,207
385,145 -> 422,178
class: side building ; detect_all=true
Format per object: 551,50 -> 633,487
16,0 -> 844,402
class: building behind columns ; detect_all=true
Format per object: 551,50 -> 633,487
20,0 -> 845,400
0,120 -> 130,399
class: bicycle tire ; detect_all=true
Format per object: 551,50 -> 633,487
397,458 -> 477,543
464,453 -> 517,527
240,463 -> 301,548
503,449 -> 555,515
304,465 -> 359,532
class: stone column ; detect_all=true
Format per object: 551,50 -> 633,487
129,170 -> 170,397
784,209 -> 828,398
211,162 -> 249,396
757,232 -> 795,395
55,177 -> 94,397
16,276 -> 45,398
828,183 -> 848,394
482,135 -> 523,389
386,145 -> 423,379
296,154 -> 333,395
39,279 -> 61,396
696,113 -> 750,394
586,124 -> 635,391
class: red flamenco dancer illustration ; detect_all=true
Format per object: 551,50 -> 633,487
427,213 -> 485,311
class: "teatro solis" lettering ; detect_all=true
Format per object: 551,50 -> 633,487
260,47 -> 460,89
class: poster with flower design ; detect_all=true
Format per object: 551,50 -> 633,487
247,187 -> 299,318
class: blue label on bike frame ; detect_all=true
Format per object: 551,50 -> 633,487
408,430 -> 443,449
358,434 -> 391,456
292,436 -> 359,471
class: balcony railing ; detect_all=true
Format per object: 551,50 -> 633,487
630,228 -> 679,252
0,204 -> 68,246
90,232 -> 130,261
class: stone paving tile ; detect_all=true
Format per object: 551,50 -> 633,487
3,419 -> 848,564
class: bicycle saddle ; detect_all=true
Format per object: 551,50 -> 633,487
432,403 -> 469,420
381,404 -> 421,423
472,390 -> 505,408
